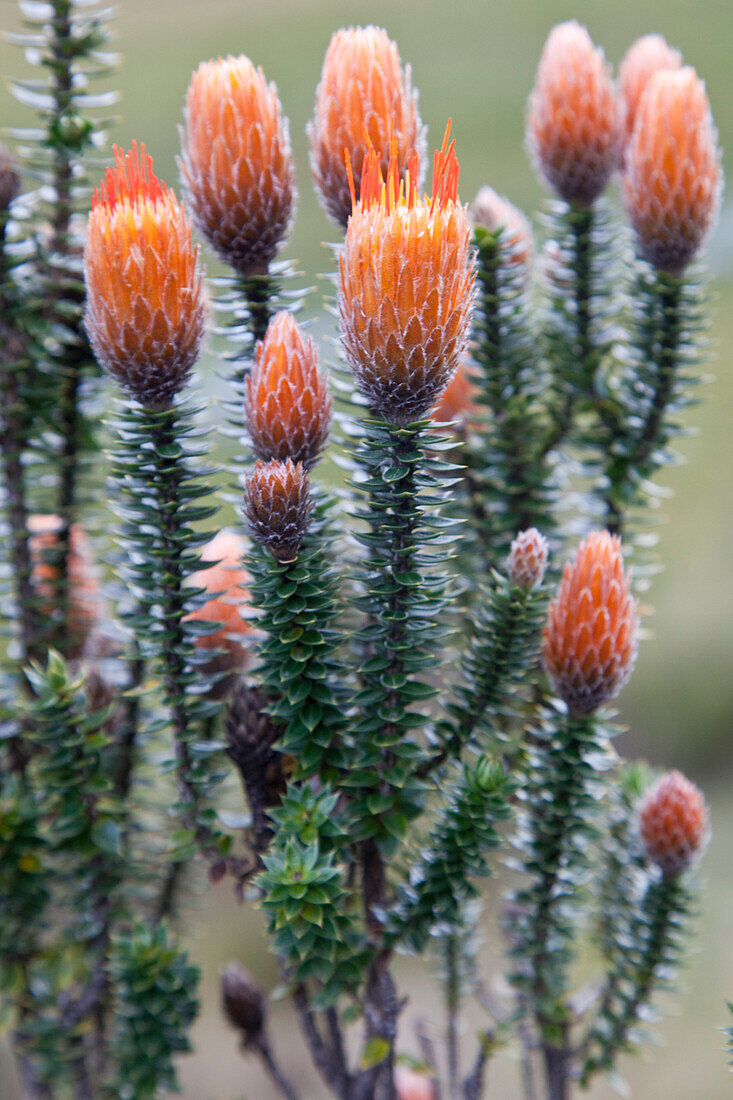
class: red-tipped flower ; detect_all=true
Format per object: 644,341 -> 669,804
639,770 -> 709,877
508,528 -> 549,590
543,531 -> 639,715
527,21 -> 623,205
308,25 -> 424,229
471,186 -> 534,274
185,530 -> 254,682
618,34 -> 683,145
182,55 -> 295,276
339,124 -> 475,424
244,311 -> 331,468
84,144 -> 205,408
244,459 -> 312,563
623,67 -> 721,272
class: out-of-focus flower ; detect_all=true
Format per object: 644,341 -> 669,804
471,185 -> 534,273
431,362 -> 478,431
84,143 -> 205,408
244,311 -> 331,468
543,530 -> 638,715
182,55 -> 295,276
507,528 -> 549,589
639,770 -> 709,877
244,458 -> 312,563
308,25 -> 424,229
0,143 -> 20,213
527,21 -> 623,206
221,962 -> 266,1045
618,34 -> 683,144
339,124 -> 474,425
623,67 -> 721,273
28,515 -> 102,659
394,1066 -> 435,1100
185,530 -> 253,684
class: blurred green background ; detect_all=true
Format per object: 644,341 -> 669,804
1,0 -> 732,1096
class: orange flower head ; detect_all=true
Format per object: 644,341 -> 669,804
527,21 -> 623,205
508,528 -> 549,589
638,770 -> 709,877
543,530 -> 639,715
618,34 -> 683,145
308,25 -> 425,229
84,144 -> 205,408
185,531 -> 254,683
471,186 -> 535,275
623,67 -> 722,272
182,55 -> 295,276
28,515 -> 103,659
431,362 -> 478,431
244,458 -> 312,563
339,123 -> 475,425
245,311 -> 331,468
394,1067 -> 435,1100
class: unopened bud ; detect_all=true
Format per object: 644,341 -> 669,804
221,962 -> 266,1045
638,770 -> 709,877
507,528 -> 549,589
243,458 -> 312,563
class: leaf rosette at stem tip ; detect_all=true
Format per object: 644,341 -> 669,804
308,24 -> 426,230
338,122 -> 475,425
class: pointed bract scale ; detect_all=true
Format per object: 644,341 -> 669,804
623,67 -> 722,273
472,185 -> 535,274
618,34 -> 683,145
182,55 -> 295,276
308,25 -> 425,229
84,143 -> 206,407
543,530 -> 639,715
184,530 -> 254,682
243,458 -> 312,563
244,311 -> 332,468
638,770 -> 709,877
507,528 -> 549,590
527,21 -> 623,206
339,123 -> 475,425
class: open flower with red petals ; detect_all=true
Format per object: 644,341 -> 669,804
339,124 -> 475,425
245,311 -> 331,468
527,21 -> 623,205
623,66 -> 721,272
308,25 -> 424,229
84,143 -> 205,408
182,55 -> 295,276
543,530 -> 638,715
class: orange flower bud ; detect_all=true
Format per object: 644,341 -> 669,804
527,21 -> 623,205
244,311 -> 331,468
84,144 -> 205,408
182,55 -> 295,276
308,25 -> 424,229
339,125 -> 475,425
471,186 -> 534,272
0,143 -> 20,213
639,770 -> 709,877
507,528 -> 549,589
185,530 -> 253,682
28,515 -> 103,659
431,362 -> 478,430
622,67 -> 721,273
394,1066 -> 435,1100
244,459 -> 312,563
618,34 -> 682,144
543,530 -> 638,715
